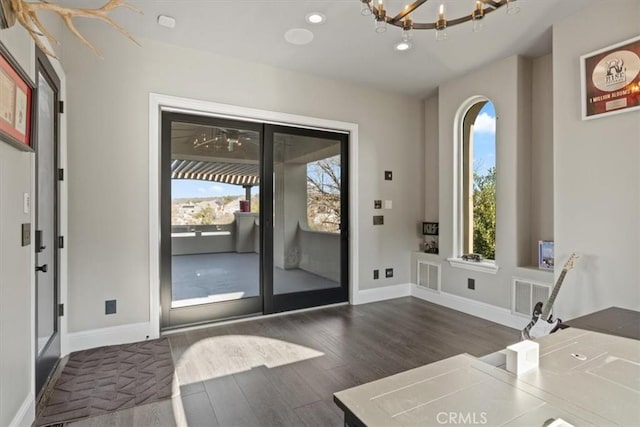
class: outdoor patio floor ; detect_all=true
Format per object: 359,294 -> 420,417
171,252 -> 339,305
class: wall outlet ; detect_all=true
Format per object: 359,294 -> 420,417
105,299 -> 117,315
374,200 -> 382,209
385,268 -> 394,278
384,171 -> 393,181
468,278 -> 475,290
373,215 -> 384,225
373,269 -> 379,280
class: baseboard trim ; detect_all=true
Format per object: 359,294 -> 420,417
67,322 -> 155,354
353,283 -> 412,305
9,393 -> 34,427
411,285 -> 529,330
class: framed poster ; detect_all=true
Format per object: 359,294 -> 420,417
0,42 -> 33,151
581,35 -> 640,120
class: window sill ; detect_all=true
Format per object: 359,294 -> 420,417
447,258 -> 499,275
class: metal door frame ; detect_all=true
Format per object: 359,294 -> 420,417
34,47 -> 62,399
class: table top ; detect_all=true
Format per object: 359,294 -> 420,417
334,328 -> 640,426
565,307 -> 640,340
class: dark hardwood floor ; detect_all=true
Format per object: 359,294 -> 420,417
68,297 -> 518,427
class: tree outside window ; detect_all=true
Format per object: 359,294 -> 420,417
463,101 -> 496,260
307,156 -> 341,233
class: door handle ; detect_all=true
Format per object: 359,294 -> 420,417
36,264 -> 48,273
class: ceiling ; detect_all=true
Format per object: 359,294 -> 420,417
169,121 -> 341,184
73,0 -> 599,97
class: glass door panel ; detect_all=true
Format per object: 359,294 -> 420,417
161,113 -> 262,328
266,125 -> 348,313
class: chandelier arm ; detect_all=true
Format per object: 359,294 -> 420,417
364,0 -> 509,30
412,22 -> 436,30
389,0 -> 428,24
446,15 -> 474,26
395,4 -> 500,29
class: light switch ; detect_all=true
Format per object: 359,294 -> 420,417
384,200 -> 392,209
23,193 -> 30,214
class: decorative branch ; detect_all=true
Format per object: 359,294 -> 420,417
8,0 -> 140,58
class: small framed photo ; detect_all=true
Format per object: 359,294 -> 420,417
538,240 -> 554,271
422,222 -> 439,236
0,42 -> 34,151
580,35 -> 640,120
423,236 -> 438,254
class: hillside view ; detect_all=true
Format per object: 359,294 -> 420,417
172,158 -> 341,232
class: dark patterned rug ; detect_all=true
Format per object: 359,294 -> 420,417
36,338 -> 174,427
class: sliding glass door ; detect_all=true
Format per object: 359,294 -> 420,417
264,125 -> 349,313
160,113 -> 348,329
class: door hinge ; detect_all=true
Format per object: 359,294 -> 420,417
59,100 -> 64,114
58,236 -> 64,249
58,303 -> 64,317
58,168 -> 64,181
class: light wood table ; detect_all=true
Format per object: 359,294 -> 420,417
334,328 -> 640,426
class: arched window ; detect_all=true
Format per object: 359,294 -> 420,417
457,98 -> 496,261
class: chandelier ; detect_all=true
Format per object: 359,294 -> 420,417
360,0 -> 520,47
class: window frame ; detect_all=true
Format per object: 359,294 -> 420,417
448,96 -> 499,274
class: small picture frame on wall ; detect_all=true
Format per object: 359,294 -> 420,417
580,34 -> 640,120
423,236 -> 439,254
0,42 -> 34,151
538,240 -> 554,271
422,222 -> 439,236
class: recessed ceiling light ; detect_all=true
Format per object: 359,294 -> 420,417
285,28 -> 314,45
157,15 -> 176,29
306,12 -> 326,24
394,41 -> 412,51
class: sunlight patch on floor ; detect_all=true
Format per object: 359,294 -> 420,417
176,335 -> 324,385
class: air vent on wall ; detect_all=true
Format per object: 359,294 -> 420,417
417,261 -> 440,292
512,278 -> 551,317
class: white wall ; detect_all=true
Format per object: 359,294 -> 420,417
423,95 -> 439,224
0,25 -> 35,427
419,0 -> 640,321
553,0 -> 640,319
0,126 -> 34,427
434,55 -> 553,310
530,54 -> 554,266
60,24 -> 423,333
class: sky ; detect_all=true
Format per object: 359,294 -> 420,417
472,102 -> 496,176
172,180 -> 249,199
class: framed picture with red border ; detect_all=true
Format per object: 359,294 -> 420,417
581,35 -> 640,120
0,41 -> 34,151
